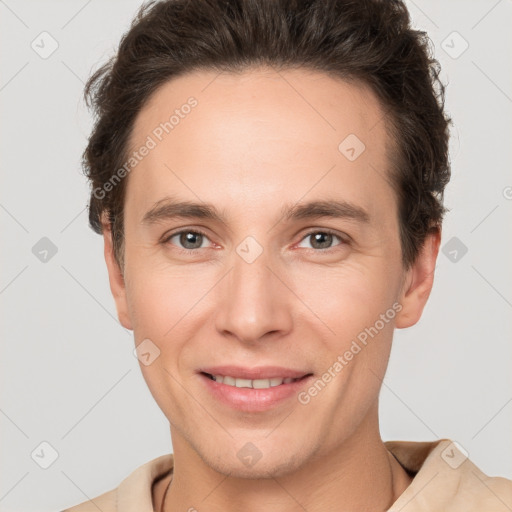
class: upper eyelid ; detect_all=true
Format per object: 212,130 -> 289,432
295,229 -> 348,251
164,228 -> 213,248
297,229 -> 346,244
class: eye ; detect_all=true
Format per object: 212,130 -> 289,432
296,229 -> 346,251
162,229 -> 213,251
162,228 -> 347,253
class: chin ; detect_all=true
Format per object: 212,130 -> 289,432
195,437 -> 314,480
210,454 -> 306,480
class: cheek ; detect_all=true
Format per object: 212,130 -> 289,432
125,261 -> 212,338
290,263 -> 400,435
288,259 -> 400,343
124,265 -> 212,421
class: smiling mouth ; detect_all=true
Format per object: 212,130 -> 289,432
201,372 -> 312,389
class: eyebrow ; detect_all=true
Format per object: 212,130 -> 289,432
141,196 -> 370,227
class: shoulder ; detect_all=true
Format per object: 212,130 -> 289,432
387,439 -> 512,511
452,459 -> 512,511
61,488 -> 116,512
60,454 -> 174,512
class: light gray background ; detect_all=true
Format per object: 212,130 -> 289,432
1,1 -> 511,511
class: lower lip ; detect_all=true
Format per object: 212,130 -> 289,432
199,373 -> 314,412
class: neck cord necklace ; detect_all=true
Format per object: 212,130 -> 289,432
159,451 -> 399,511
159,476 -> 172,512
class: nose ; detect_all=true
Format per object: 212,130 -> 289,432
214,242 -> 293,344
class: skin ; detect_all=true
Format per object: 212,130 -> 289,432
102,67 -> 440,511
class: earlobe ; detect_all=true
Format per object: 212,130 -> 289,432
395,228 -> 441,329
101,215 -> 133,331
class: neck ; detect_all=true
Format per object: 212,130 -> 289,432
158,409 -> 413,512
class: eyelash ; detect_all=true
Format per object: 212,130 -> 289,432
161,228 -> 348,254
298,228 -> 348,251
161,228 -> 212,254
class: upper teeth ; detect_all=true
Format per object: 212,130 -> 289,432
211,375 -> 298,388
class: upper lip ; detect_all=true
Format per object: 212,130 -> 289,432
198,365 -> 312,380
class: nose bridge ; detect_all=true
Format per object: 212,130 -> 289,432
214,237 -> 292,342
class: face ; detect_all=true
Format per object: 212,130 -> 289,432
103,67 -> 439,478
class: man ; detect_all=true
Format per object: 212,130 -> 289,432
63,0 -> 512,510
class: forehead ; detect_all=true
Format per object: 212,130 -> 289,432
124,67 -> 394,223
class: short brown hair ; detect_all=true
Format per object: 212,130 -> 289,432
83,0 -> 451,271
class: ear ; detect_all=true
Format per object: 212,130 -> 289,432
101,214 -> 133,331
395,227 -> 441,329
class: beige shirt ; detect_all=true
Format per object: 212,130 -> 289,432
62,438 -> 512,511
